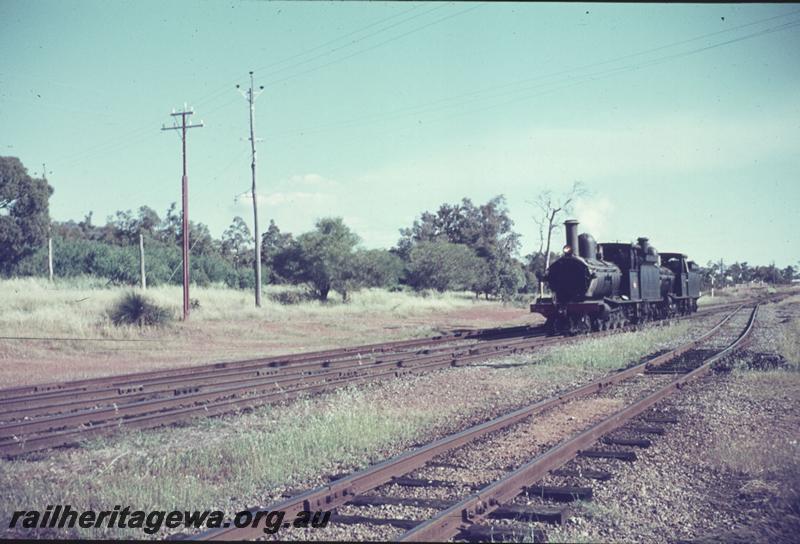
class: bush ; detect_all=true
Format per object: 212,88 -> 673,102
109,291 -> 173,327
406,241 -> 484,292
351,249 -> 404,290
267,289 -> 314,305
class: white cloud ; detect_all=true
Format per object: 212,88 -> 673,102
574,196 -> 614,240
233,190 -> 333,211
285,173 -> 338,188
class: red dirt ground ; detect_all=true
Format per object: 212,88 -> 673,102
0,305 -> 539,388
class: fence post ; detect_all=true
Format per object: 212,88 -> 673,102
139,233 -> 147,290
48,237 -> 53,282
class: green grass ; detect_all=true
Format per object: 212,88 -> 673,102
515,322 -> 692,380
0,386 -> 442,539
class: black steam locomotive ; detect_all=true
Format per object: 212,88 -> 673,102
532,220 -> 701,334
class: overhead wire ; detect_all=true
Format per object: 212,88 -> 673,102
263,9 -> 800,141
19,6 -> 800,198
263,3 -> 482,88
190,3 -> 442,111
258,10 -> 800,146
252,2 -> 450,81
39,3 -> 466,169
277,16 -> 800,152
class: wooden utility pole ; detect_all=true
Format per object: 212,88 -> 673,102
48,237 -> 53,282
237,72 -> 265,307
162,105 -> 203,320
43,165 -> 53,283
139,233 -> 146,290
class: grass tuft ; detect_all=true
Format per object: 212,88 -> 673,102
109,291 -> 173,327
775,317 -> 800,371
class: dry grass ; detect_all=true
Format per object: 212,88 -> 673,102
775,318 -> 800,370
0,277 -> 493,339
698,285 -> 769,307
0,277 -> 534,387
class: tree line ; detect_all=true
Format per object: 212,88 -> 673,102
702,259 -> 796,289
1,156 -> 796,301
1,157 -> 544,300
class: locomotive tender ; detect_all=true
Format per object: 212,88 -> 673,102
532,219 -> 701,334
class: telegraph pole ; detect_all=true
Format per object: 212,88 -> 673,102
139,233 -> 146,290
42,164 -> 54,283
162,105 -> 203,320
237,72 -> 265,307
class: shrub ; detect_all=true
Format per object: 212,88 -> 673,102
267,289 -> 313,305
351,249 -> 404,290
109,291 -> 173,327
406,241 -> 484,292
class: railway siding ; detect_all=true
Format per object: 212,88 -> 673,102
0,302 -> 741,457
184,305 -> 756,541
1,315 -> 710,540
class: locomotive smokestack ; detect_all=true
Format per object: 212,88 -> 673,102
564,220 -> 579,256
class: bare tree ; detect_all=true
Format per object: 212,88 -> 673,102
529,181 -> 588,296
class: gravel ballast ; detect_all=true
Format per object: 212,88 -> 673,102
542,300 -> 800,544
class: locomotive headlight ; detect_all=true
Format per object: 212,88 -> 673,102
563,245 -> 572,254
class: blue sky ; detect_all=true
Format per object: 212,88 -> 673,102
1,1 -> 798,267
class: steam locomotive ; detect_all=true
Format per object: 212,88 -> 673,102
532,220 -> 701,334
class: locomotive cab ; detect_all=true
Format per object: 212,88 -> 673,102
661,252 -> 701,312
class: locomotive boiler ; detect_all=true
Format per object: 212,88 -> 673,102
532,220 -> 701,334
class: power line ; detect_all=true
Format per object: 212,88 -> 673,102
40,5 -> 459,171
189,4 -> 441,111
427,18 -> 800,124
27,7 -> 800,199
253,3 -> 451,82
264,9 -> 800,142
263,4 -> 482,87
274,16 -> 800,155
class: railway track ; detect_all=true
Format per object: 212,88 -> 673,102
185,303 -> 758,542
0,299 -> 753,457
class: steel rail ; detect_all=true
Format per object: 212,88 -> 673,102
185,305 -> 746,541
0,331 -> 557,423
0,332 -> 549,417
0,334 -> 563,454
0,337 -> 545,432
0,324 -> 537,400
0,297 -> 749,403
0,299 -> 743,419
398,304 -> 759,542
0,305 -> 745,457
